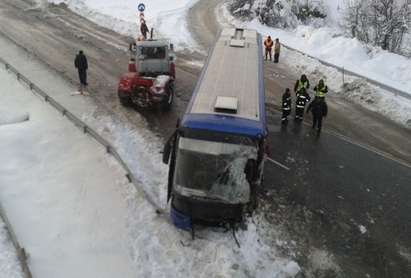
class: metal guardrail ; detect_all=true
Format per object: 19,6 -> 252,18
0,58 -> 168,277
281,44 -> 411,101
0,57 -> 165,213
0,202 -> 32,278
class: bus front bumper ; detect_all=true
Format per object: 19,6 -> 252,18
171,194 -> 244,226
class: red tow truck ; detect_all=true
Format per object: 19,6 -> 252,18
118,39 -> 176,110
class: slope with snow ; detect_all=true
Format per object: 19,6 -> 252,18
221,3 -> 411,128
0,64 -> 137,278
227,0 -> 411,95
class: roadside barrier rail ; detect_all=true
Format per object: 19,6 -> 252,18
0,57 -> 164,213
281,44 -> 411,101
0,58 -> 167,277
0,202 -> 32,278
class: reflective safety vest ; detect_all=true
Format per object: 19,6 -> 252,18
296,93 -> 310,108
315,85 -> 328,98
297,80 -> 309,92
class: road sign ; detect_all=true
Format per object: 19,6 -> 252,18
138,3 -> 145,12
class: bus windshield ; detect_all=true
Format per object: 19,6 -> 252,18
173,137 -> 258,204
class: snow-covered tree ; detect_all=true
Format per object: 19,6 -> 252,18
344,0 -> 411,54
229,0 -> 326,28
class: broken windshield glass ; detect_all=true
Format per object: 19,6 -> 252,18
174,137 -> 258,204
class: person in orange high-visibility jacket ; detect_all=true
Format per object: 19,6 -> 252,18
264,36 -> 274,61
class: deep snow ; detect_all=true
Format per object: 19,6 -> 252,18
0,64 -> 137,278
221,3 -> 411,128
227,0 -> 411,96
0,218 -> 24,278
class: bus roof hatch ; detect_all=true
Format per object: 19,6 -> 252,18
214,96 -> 238,114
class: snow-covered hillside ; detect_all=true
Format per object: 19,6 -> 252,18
46,0 -> 199,49
228,0 -> 411,97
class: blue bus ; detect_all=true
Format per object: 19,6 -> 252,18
163,28 -> 267,226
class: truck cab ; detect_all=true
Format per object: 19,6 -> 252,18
118,39 -> 175,110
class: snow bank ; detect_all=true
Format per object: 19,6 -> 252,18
0,65 -> 137,278
0,220 -> 24,278
0,110 -> 29,126
45,0 -> 199,50
221,5 -> 411,128
224,0 -> 411,96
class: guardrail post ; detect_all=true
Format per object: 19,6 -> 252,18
16,72 -> 20,80
5,63 -> 9,70
342,67 -> 345,85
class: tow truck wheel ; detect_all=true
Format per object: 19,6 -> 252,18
161,84 -> 174,111
119,96 -> 132,107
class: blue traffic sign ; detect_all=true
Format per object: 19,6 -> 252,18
138,3 -> 145,12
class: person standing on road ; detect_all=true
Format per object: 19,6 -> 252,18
264,36 -> 274,61
295,88 -> 310,121
140,19 -> 149,40
314,79 -> 328,99
281,88 -> 292,124
294,74 -> 310,97
274,38 -> 281,63
307,97 -> 328,132
74,50 -> 88,95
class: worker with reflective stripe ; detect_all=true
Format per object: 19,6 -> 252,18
281,88 -> 292,124
264,36 -> 274,61
295,88 -> 311,121
294,74 -> 310,96
314,79 -> 328,98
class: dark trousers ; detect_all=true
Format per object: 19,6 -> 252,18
312,114 -> 323,130
295,107 -> 305,120
265,49 -> 272,60
78,69 -> 87,86
274,53 -> 280,63
282,109 -> 290,121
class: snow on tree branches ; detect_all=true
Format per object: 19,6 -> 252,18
343,0 -> 411,55
229,0 -> 327,28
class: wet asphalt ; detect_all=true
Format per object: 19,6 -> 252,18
263,111 -> 411,277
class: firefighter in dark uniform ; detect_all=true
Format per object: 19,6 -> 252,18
314,79 -> 328,98
140,20 -> 150,40
295,88 -> 310,121
281,88 -> 292,124
294,74 -> 310,96
307,97 -> 328,132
